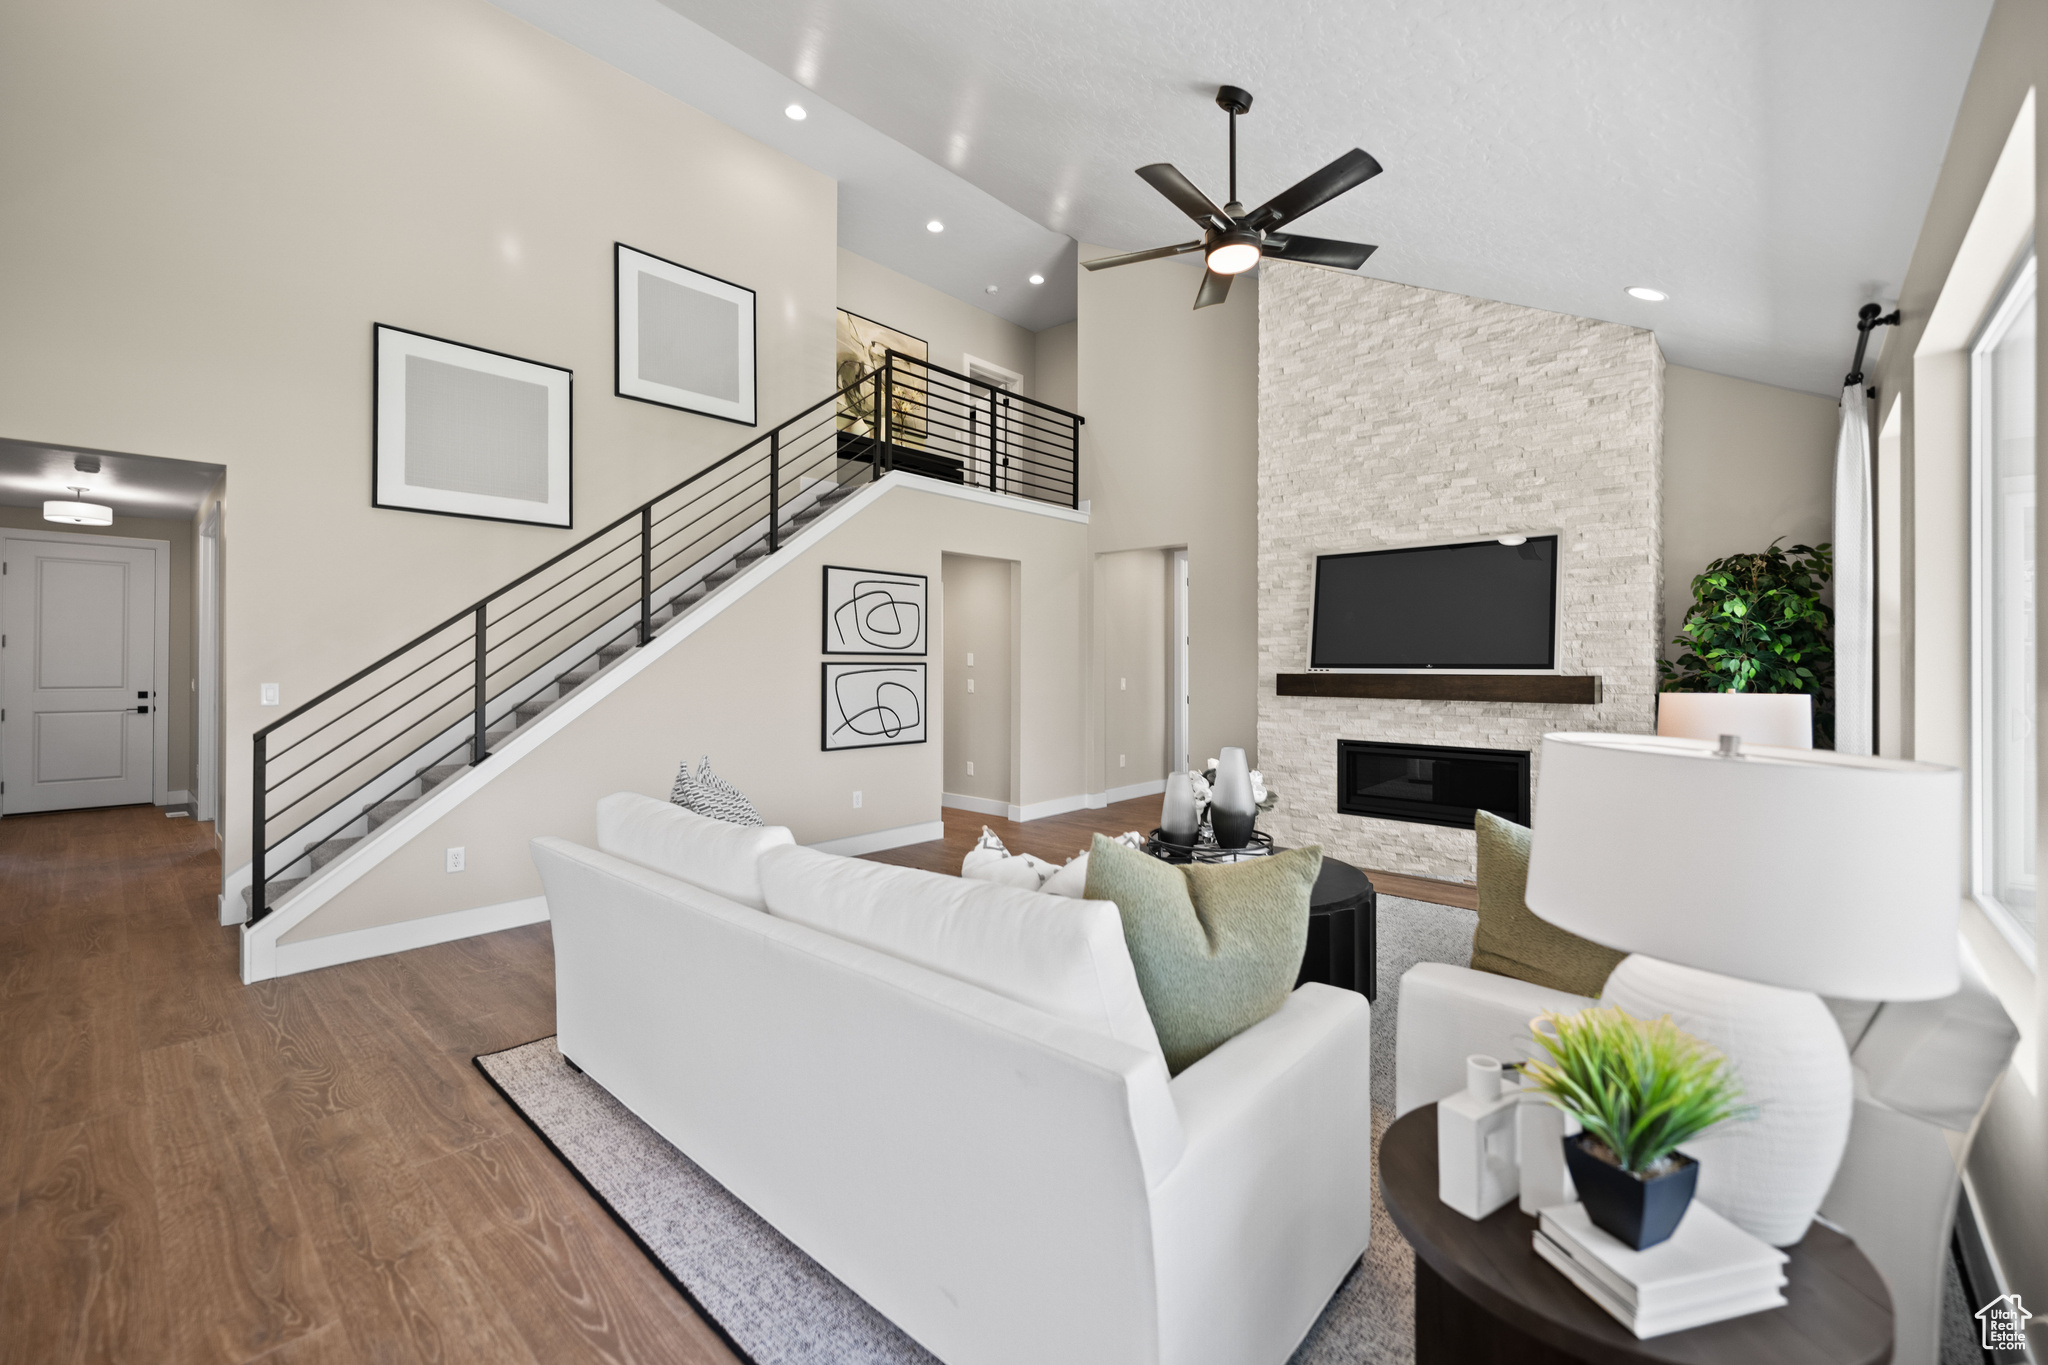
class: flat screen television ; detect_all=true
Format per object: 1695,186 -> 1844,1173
1309,535 -> 1559,671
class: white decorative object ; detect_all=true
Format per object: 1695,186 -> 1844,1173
1524,732 -> 1962,1245
1655,692 -> 1813,748
1535,1200 -> 1786,1339
1517,1058 -> 1580,1216
1437,1054 -> 1519,1220
1160,771 -> 1201,844
1600,956 -> 1849,1245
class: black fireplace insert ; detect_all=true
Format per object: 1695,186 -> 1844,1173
1336,740 -> 1530,829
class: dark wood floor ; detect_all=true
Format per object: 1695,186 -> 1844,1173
867,795 -> 1479,910
0,799 -> 1468,1364
0,805 -> 738,1365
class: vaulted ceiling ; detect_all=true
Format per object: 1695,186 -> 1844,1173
507,0 -> 1993,395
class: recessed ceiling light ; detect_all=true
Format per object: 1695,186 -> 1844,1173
1626,286 -> 1667,302
784,103 -> 807,121
1028,274 -> 1045,286
985,285 -> 999,294
926,220 -> 944,233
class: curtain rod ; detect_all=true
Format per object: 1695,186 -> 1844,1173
1844,302 -> 1901,389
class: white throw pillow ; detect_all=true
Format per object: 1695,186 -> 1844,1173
760,844 -> 1165,1061
595,792 -> 793,909
960,826 -> 1057,890
1039,832 -> 1147,899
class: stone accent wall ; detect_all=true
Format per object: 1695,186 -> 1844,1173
1256,263 -> 1663,881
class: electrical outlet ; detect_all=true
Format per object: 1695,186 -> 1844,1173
966,652 -> 974,666
1120,677 -> 1127,690
966,761 -> 974,776
446,847 -> 466,873
852,790 -> 862,809
967,678 -> 975,693
1120,754 -> 1127,768
260,683 -> 279,706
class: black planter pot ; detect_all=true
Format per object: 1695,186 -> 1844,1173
1561,1134 -> 1699,1250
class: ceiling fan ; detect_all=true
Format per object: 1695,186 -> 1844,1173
1083,85 -> 1383,309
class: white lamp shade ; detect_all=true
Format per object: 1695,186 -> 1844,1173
1656,691 -> 1812,748
1524,732 -> 1961,999
44,498 -> 113,525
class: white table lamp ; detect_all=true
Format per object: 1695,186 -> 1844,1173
1524,732 -> 1960,1245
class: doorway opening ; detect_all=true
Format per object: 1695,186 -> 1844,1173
940,552 -> 1018,819
0,439 -> 225,823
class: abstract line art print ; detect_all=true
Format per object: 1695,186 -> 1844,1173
822,662 -> 927,751
822,565 -> 928,655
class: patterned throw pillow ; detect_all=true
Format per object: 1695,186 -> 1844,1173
961,827 -> 1058,890
690,757 -> 764,826
668,759 -> 698,809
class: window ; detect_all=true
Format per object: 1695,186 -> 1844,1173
1973,253 -> 2037,958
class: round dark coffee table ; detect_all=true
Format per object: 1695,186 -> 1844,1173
1301,857 -> 1376,1001
1379,1104 -> 1893,1365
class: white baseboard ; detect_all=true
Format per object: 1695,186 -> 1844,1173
161,789 -> 192,806
261,896 -> 550,980
807,820 -> 946,856
1009,794 -> 1088,822
942,792 -> 1010,818
1083,778 -> 1167,810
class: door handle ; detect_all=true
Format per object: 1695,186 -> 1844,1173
135,705 -> 150,714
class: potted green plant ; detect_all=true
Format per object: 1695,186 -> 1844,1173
1521,1008 -> 1752,1249
1658,540 -> 1834,748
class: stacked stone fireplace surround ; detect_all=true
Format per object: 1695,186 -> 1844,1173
1256,263 -> 1664,882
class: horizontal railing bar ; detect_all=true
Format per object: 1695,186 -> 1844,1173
261,631 -> 474,764
265,660 -> 477,795
885,352 -> 1085,425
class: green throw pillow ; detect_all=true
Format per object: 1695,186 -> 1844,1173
1082,834 -> 1320,1074
1473,810 -> 1625,997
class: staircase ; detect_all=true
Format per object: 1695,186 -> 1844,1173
245,356 -> 1082,922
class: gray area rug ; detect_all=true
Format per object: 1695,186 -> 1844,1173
477,893 -> 1478,1364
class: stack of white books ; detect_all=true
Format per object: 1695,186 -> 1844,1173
1534,1200 -> 1789,1339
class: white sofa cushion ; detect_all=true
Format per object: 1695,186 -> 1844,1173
760,844 -> 1167,1062
595,791 -> 793,909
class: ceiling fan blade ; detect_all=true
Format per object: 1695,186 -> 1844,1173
1244,148 -> 1384,231
1081,241 -> 1204,271
1194,269 -> 1234,309
1137,164 -> 1230,228
1263,232 -> 1378,270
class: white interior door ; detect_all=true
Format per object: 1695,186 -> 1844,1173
2,535 -> 160,813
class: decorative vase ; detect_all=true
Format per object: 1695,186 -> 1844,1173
1209,747 -> 1257,849
1562,1133 -> 1699,1250
1160,771 -> 1201,845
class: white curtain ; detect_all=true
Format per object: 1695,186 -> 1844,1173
1833,385 -> 1874,754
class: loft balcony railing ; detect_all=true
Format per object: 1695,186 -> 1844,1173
248,355 -> 1081,922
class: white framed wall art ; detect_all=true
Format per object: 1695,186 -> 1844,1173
822,564 -> 928,655
372,323 -> 573,528
822,662 -> 927,751
615,242 -> 757,425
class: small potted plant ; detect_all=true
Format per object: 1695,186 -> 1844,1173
1520,1008 -> 1752,1249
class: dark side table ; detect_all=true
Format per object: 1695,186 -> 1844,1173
1300,857 -> 1376,1001
1379,1105 -> 1893,1365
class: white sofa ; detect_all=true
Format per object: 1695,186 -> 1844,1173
1394,951 -> 2019,1365
532,794 -> 1374,1365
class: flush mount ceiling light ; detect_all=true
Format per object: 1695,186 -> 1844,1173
45,485 -> 112,525
784,103 -> 807,121
925,220 -> 944,233
1626,286 -> 1668,302
1028,273 -> 1045,285
1082,85 -> 1384,309
985,285 -> 999,294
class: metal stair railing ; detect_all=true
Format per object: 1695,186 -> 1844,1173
247,363 -> 1083,922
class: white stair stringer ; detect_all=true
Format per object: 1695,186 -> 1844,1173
239,474 -> 1087,982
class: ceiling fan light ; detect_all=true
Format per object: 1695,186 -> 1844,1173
45,498 -> 112,525
1206,232 -> 1261,276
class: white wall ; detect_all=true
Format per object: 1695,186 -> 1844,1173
1076,253 -> 1260,792
0,0 -> 840,881
280,483 -> 1090,942
1866,5 -> 2045,1337
1256,262 -> 1663,882
1661,366 -> 1839,653
1097,548 -> 1171,791
941,552 -> 1014,805
1035,322 -> 1078,416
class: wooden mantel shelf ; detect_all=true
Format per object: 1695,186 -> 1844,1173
1275,673 -> 1603,704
